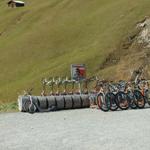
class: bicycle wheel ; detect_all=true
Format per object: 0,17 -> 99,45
145,90 -> 150,105
97,93 -> 110,112
134,90 -> 145,109
105,92 -> 118,111
127,91 -> 137,109
115,91 -> 129,110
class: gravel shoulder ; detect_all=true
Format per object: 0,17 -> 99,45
0,108 -> 150,150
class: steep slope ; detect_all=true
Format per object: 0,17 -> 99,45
0,0 -> 150,103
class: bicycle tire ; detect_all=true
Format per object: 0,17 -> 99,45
105,92 -> 118,111
145,90 -> 150,105
134,90 -> 145,109
127,91 -> 137,109
115,91 -> 129,110
97,93 -> 110,112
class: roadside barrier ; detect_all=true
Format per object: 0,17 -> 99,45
65,95 -> 73,109
18,94 -> 90,113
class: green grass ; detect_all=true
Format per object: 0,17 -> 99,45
0,0 -> 150,109
0,101 -> 18,112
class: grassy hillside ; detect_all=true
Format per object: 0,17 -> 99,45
0,0 -> 150,104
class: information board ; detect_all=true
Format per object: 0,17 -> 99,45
71,64 -> 86,81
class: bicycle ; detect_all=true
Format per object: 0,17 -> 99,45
115,81 -> 130,110
97,80 -> 118,111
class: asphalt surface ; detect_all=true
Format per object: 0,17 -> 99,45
0,108 -> 150,150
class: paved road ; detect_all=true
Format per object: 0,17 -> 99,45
0,108 -> 150,150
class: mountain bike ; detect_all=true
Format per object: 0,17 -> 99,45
114,81 -> 130,110
137,79 -> 149,107
97,80 -> 118,111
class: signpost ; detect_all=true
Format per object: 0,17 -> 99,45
71,64 -> 86,81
